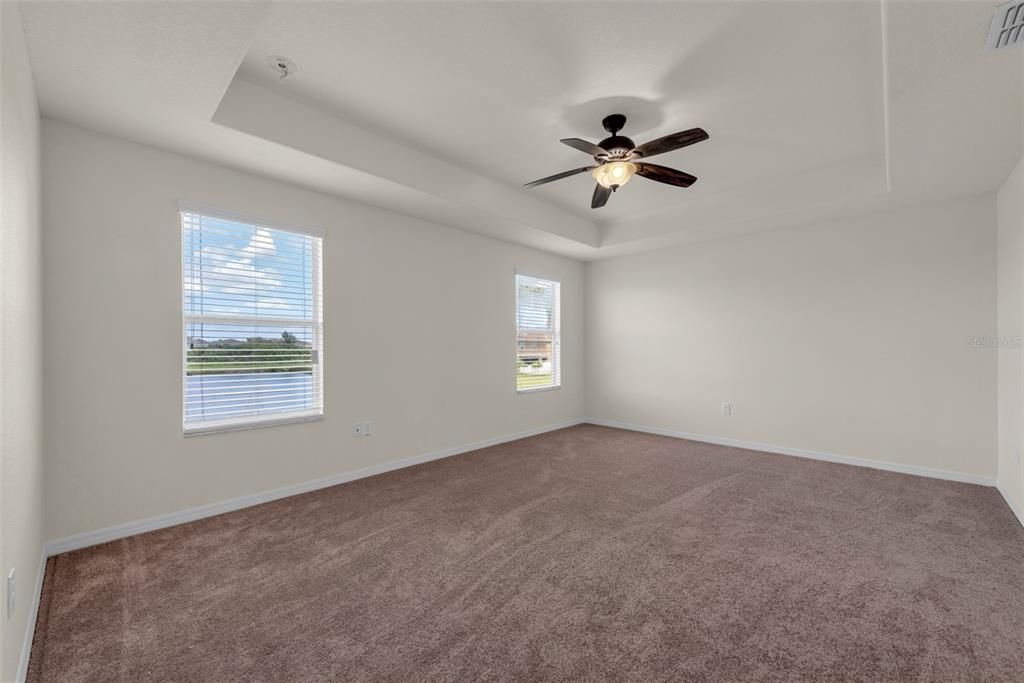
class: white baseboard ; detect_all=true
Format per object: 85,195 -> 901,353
16,546 -> 47,683
585,418 -> 996,487
45,416 -> 999,559
45,419 -> 585,557
997,483 -> 1024,528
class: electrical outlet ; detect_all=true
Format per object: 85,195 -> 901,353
352,423 -> 364,438
721,402 -> 732,416
6,569 -> 14,620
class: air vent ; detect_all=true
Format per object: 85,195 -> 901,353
988,1 -> 1024,50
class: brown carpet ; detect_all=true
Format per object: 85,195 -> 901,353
26,425 -> 1024,681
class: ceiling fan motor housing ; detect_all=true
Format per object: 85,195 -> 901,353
599,114 -> 633,158
598,135 -> 635,158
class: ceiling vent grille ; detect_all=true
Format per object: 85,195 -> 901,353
988,1 -> 1024,50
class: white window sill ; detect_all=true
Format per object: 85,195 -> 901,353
184,412 -> 323,437
517,385 -> 562,394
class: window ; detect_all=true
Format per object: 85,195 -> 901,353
181,208 -> 323,434
516,273 -> 560,391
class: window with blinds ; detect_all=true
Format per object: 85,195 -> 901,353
181,208 -> 323,433
516,274 -> 561,392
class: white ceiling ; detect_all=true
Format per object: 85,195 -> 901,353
17,1 -> 1024,260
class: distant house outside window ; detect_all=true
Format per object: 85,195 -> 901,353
516,273 -> 560,392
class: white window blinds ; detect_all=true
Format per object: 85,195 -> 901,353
516,274 -> 561,392
181,209 -> 323,433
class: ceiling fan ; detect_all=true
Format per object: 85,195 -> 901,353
524,114 -> 709,209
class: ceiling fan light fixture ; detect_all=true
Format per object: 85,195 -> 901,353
592,161 -> 637,189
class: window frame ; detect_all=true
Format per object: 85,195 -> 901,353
515,271 -> 562,394
179,203 -> 324,436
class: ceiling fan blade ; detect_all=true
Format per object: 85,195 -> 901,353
632,128 -> 709,159
523,166 -> 597,188
636,163 -> 698,187
591,184 -> 612,209
561,138 -> 608,157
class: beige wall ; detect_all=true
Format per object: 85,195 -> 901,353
41,119 -> 585,541
998,155 -> 1024,520
1,3 -> 45,680
994,47 -> 1024,523
586,197 -> 998,481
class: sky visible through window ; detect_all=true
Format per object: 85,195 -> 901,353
184,216 -> 314,324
